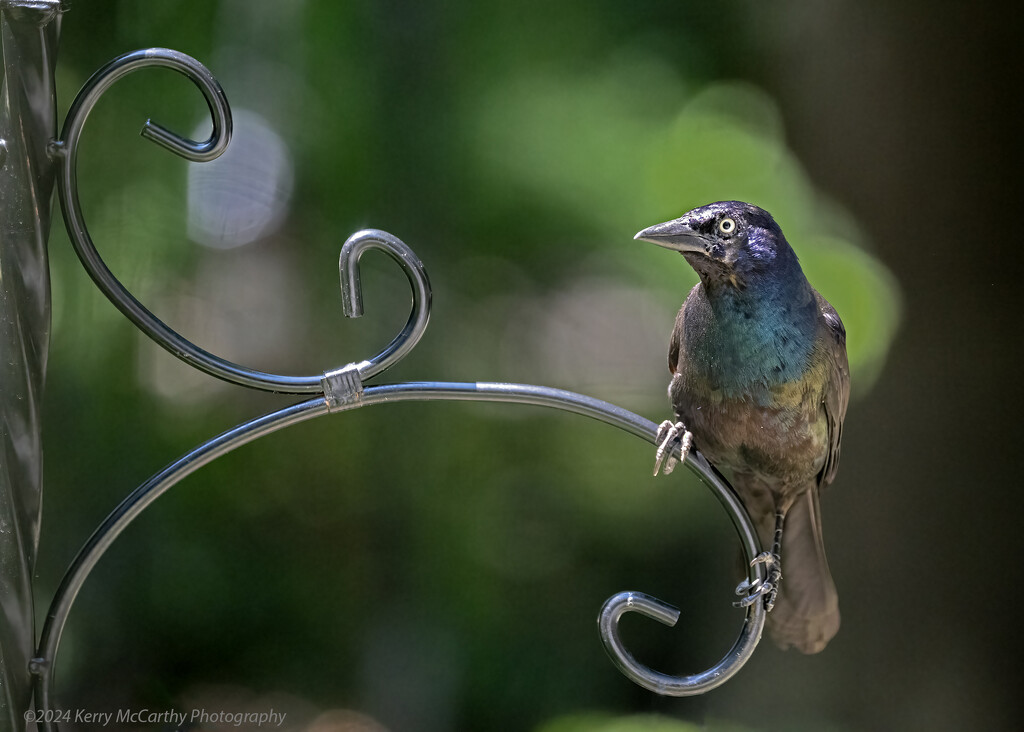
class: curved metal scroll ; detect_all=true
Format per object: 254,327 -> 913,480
338,228 -> 432,382
35,48 -> 768,722
33,384 -> 766,716
52,49 -> 430,393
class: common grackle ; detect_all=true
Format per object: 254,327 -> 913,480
636,201 -> 849,654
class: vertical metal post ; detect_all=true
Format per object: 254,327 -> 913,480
0,1 -> 60,729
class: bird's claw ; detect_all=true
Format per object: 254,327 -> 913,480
653,421 -> 693,476
733,552 -> 782,611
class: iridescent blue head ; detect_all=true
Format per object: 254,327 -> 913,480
634,201 -> 800,292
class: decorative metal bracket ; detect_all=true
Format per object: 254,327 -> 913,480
32,48 -> 767,722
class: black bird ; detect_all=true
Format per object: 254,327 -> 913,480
635,201 -> 849,654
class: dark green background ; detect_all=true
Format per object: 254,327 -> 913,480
36,1 -> 1019,731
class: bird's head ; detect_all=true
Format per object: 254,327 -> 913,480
635,201 -> 794,290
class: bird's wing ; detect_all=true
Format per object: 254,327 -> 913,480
668,302 -> 685,375
669,284 -> 703,376
816,291 -> 850,489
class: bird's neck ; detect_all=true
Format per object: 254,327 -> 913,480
688,262 -> 817,393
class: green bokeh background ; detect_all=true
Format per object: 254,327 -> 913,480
33,1 -> 1019,731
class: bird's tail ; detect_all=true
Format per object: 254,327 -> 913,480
767,487 -> 840,653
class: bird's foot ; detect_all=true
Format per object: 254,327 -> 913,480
653,420 -> 693,476
733,551 -> 782,611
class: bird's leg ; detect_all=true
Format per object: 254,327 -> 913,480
653,420 -> 693,476
734,509 -> 785,611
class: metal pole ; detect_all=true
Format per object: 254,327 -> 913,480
0,1 -> 60,729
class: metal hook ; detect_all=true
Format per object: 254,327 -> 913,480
596,440 -> 768,696
598,588 -> 765,696
327,382 -> 768,692
337,228 -> 432,382
58,48 -> 230,165
53,49 -> 433,396
31,380 -> 765,724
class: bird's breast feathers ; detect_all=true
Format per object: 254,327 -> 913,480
670,323 -> 835,489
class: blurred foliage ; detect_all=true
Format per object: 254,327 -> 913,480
36,1 -> 900,731
534,712 -> 739,732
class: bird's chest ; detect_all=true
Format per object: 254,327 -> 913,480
670,343 -> 831,489
672,372 -> 829,487
670,281 -> 829,486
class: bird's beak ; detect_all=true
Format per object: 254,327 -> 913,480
634,218 -> 707,255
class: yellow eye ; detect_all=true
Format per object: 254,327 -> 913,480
719,218 -> 736,235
